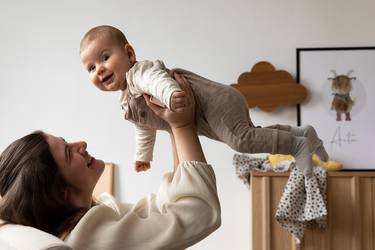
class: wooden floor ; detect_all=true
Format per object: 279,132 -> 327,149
251,171 -> 375,250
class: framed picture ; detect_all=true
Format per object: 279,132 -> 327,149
297,47 -> 375,170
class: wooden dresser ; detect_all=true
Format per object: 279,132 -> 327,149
251,171 -> 375,250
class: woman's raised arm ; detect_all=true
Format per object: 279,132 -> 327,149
67,73 -> 220,250
144,72 -> 206,164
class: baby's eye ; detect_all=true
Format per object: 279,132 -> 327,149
88,65 -> 95,73
103,54 -> 110,61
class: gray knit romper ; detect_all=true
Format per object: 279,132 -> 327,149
123,68 -> 295,155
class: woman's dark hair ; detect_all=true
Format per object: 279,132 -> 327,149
0,131 -> 87,238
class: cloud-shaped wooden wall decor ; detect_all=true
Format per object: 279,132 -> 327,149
231,61 -> 307,112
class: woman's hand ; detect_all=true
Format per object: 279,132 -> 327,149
145,72 -> 205,163
144,73 -> 195,129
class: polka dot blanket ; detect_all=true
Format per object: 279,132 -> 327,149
233,153 -> 327,244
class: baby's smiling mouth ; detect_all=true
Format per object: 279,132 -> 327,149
102,73 -> 114,84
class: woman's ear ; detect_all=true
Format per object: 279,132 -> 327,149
125,44 -> 136,65
63,189 -> 68,201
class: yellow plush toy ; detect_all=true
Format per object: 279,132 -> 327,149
267,154 -> 343,171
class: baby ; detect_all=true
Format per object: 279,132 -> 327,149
79,25 -> 328,177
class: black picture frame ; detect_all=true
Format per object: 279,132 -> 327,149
296,47 -> 375,170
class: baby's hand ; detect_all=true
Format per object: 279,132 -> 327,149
170,91 -> 187,111
134,161 -> 151,172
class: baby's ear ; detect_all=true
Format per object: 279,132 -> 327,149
125,44 -> 136,64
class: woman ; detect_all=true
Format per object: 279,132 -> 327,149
0,74 -> 221,249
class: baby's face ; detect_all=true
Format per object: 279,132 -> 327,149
80,36 -> 135,91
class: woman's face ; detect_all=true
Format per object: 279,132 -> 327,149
46,134 -> 104,208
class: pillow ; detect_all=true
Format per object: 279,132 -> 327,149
0,224 -> 72,250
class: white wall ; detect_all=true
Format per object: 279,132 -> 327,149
1,0 -> 374,249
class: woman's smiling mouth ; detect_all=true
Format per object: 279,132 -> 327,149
87,155 -> 96,168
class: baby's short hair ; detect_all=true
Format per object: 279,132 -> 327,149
80,25 -> 128,53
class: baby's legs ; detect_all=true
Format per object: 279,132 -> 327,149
267,124 -> 328,161
204,92 -> 313,177
213,120 -> 313,177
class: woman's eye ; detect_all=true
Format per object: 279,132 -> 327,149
103,55 -> 109,61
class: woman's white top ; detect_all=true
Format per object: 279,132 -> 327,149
65,161 -> 221,250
